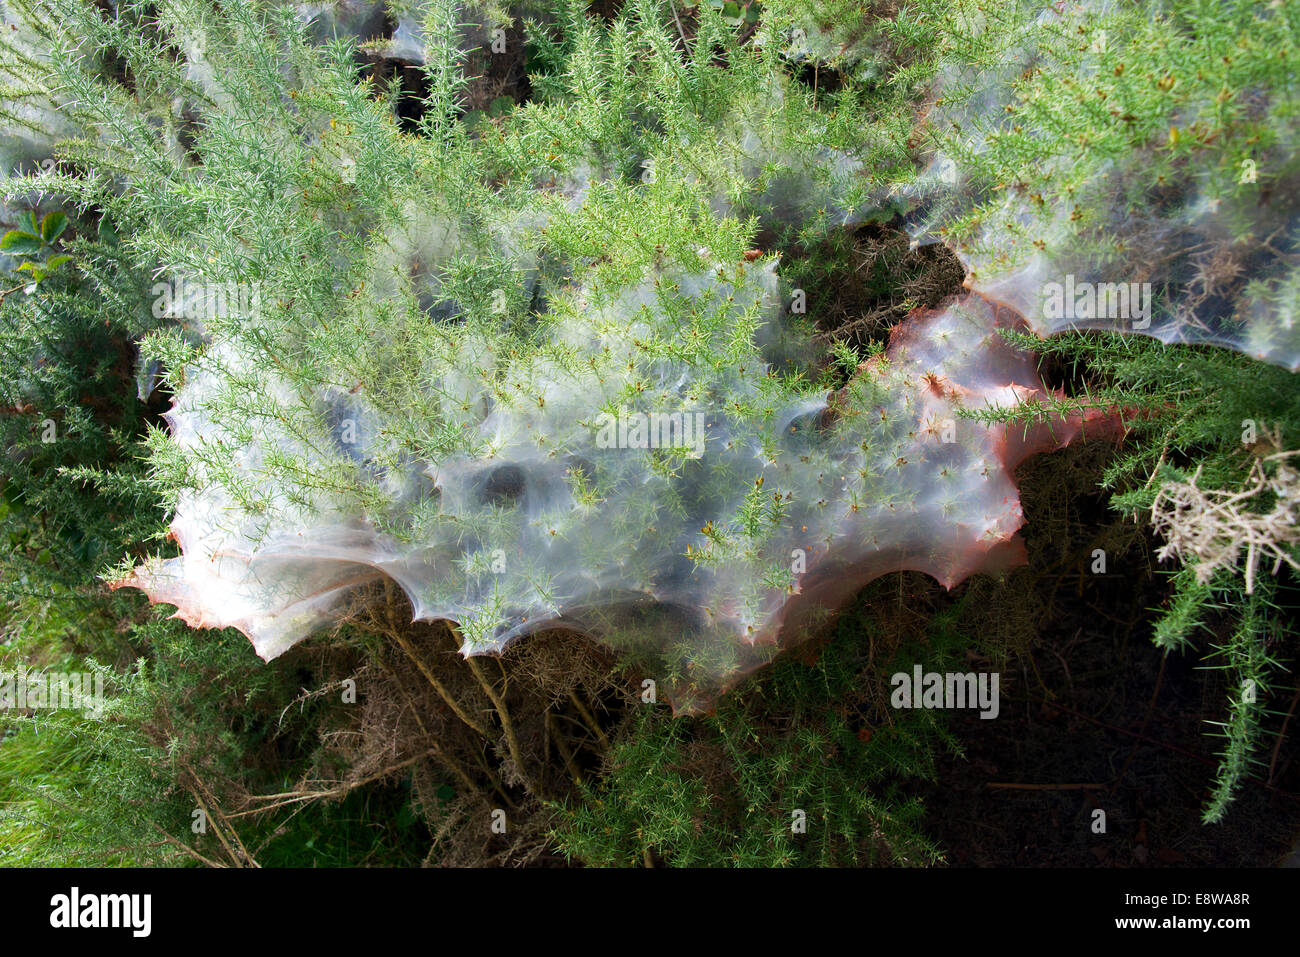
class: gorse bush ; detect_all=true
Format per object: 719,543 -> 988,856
903,0 -> 1300,367
2,0 -> 1106,708
0,0 -> 1295,864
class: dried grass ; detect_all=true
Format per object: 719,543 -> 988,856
1150,433 -> 1300,594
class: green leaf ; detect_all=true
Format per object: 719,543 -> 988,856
1,230 -> 43,256
45,255 -> 73,269
20,210 -> 39,235
39,211 -> 67,244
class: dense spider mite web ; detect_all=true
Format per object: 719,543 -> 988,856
898,0 -> 1300,370
120,271 -> 1123,712
75,0 -> 1290,710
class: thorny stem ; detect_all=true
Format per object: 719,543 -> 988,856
547,711 -> 585,789
568,690 -> 611,753
464,740 -> 520,810
230,750 -> 434,818
436,740 -> 516,810
152,823 -> 227,868
462,645 -> 544,798
181,762 -> 259,868
389,627 -> 492,738
385,663 -> 518,810
378,581 -> 493,738
0,281 -> 30,304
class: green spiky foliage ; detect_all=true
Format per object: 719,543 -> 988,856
0,0 -> 921,866
0,208 -> 427,865
552,581 -> 982,867
0,205 -> 153,650
0,0 -> 935,692
1,606 -> 439,866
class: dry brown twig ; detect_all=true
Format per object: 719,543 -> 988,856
1149,436 -> 1300,594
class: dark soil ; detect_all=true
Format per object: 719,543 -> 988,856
919,611 -> 1300,867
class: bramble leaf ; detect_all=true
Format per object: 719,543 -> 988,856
40,211 -> 67,244
1,230 -> 42,256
